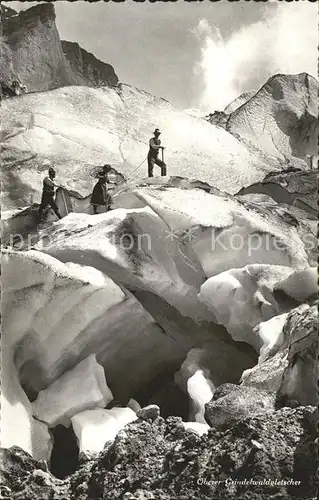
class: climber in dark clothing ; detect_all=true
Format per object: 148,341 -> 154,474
37,167 -> 62,221
147,128 -> 167,177
91,164 -> 112,214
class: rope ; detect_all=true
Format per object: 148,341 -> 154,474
131,156 -> 147,174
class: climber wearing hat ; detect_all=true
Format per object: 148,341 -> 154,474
37,167 -> 62,221
11,80 -> 27,96
147,128 -> 167,177
91,164 -> 113,214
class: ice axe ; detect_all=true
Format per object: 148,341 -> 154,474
60,187 -> 69,216
161,147 -> 167,176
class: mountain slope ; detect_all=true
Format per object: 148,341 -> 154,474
2,83 -> 281,212
224,90 -> 257,114
0,3 -> 118,92
227,73 -> 318,164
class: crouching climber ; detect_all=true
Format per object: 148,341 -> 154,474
147,128 -> 167,177
37,167 -> 62,222
91,164 -> 113,214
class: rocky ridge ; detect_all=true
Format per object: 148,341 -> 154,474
227,73 -> 318,164
0,3 -> 118,94
1,405 -> 317,500
237,168 -> 317,218
207,74 -> 318,172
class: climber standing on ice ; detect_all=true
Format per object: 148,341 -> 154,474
147,128 -> 167,177
91,164 -> 113,214
37,167 -> 62,222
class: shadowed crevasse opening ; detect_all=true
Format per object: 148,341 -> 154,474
50,425 -> 79,479
135,367 -> 190,419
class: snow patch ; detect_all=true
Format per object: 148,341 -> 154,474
71,407 -> 137,454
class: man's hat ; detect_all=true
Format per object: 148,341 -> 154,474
154,128 -> 161,135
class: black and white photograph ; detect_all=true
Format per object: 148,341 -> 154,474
1,0 -> 318,498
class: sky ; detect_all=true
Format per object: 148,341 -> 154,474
7,0 -> 318,112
